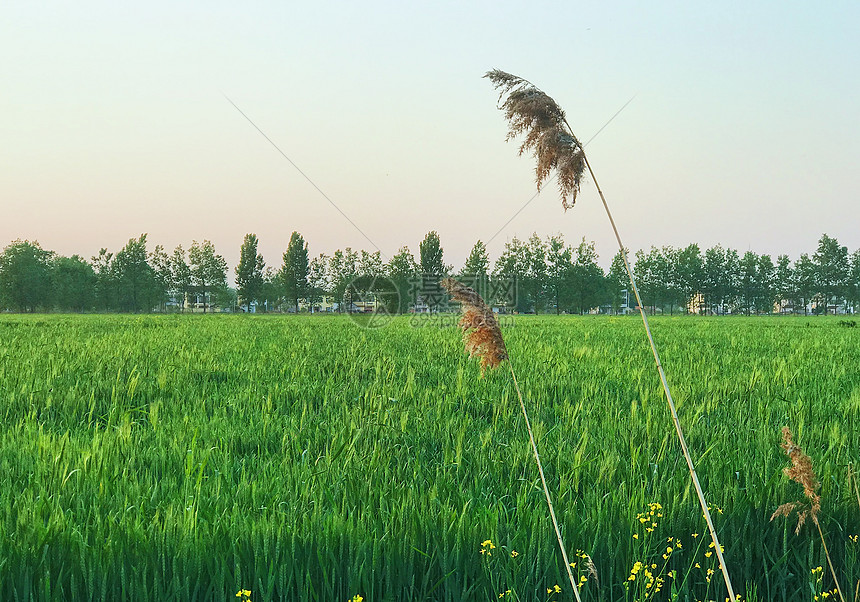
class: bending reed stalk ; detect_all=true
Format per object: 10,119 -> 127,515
578,149 -> 737,601
508,361 -> 582,601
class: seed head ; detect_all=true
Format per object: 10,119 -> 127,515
485,69 -> 586,210
441,278 -> 508,373
771,426 -> 821,533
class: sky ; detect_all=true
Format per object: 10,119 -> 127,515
3,1 -> 859,276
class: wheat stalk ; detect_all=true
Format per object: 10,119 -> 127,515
441,278 -> 583,601
485,68 -> 737,600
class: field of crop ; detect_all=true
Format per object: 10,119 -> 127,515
0,314 -> 858,601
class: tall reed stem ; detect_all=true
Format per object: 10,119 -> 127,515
508,361 -> 582,601
815,519 -> 847,602
574,145 -> 737,600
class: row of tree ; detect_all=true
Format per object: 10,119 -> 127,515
1,232 -> 858,315
0,235 -> 230,313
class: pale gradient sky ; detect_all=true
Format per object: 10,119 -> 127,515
3,1 -> 858,276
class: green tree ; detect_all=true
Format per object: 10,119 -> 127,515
756,254 -> 776,314
358,250 -> 384,278
723,249 -> 742,313
459,240 -> 491,301
526,233 -> 548,312
260,267 -> 281,312
660,246 -> 680,314
607,249 -> 629,314
419,231 -> 446,279
307,253 -> 329,312
675,244 -> 703,313
52,255 -> 96,312
418,231 -> 451,312
387,246 -> 418,313
113,234 -> 155,313
812,233 -> 849,314
0,240 -> 54,312
91,248 -> 117,311
568,238 -> 605,314
793,253 -> 816,315
281,232 -> 309,313
739,251 -> 760,315
328,248 -> 358,312
774,254 -> 793,312
702,245 -> 727,314
460,240 -> 490,279
634,247 -> 672,314
149,245 -> 171,312
236,234 -> 265,312
189,240 -> 228,312
169,245 -> 192,312
546,235 -> 572,314
654,247 -> 675,314
494,237 -> 529,312
633,249 -> 654,313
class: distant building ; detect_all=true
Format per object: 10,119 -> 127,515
687,293 -> 706,315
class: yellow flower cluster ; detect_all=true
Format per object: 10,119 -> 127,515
628,561 -> 643,581
480,539 -> 496,556
348,596 -> 364,602
635,502 -> 664,535
814,589 -> 838,600
546,584 -> 562,594
235,590 -> 252,602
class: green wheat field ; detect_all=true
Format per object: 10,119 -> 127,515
1,314 -> 858,601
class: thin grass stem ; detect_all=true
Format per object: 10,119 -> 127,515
815,519 -> 846,602
508,361 -> 582,601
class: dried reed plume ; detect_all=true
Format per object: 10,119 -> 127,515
441,277 -> 583,601
771,426 -> 821,533
485,68 -> 737,600
440,278 -> 508,373
485,69 -> 586,210
772,426 -> 845,602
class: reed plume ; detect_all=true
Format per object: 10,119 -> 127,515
772,426 -> 845,602
441,278 -> 507,373
441,277 -> 583,602
485,69 -> 586,210
771,426 -> 821,533
485,68 -> 737,600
